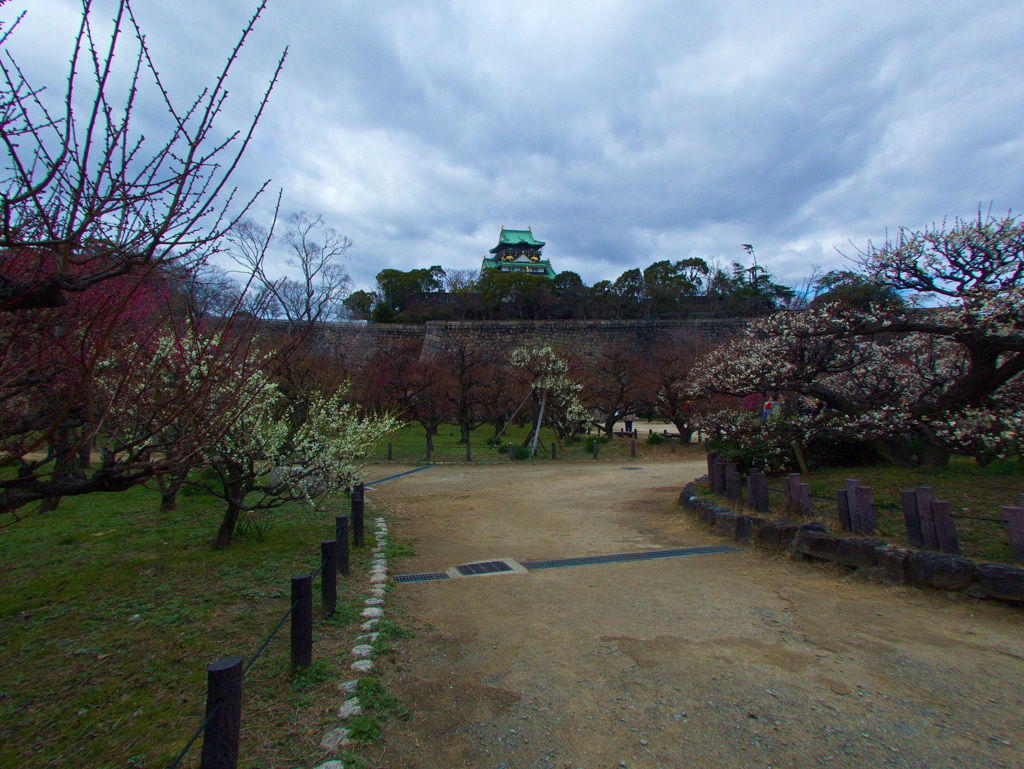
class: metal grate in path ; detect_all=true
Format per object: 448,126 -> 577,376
392,544 -> 737,583
521,544 -> 737,570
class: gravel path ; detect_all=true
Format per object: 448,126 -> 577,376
360,460 -> 1024,769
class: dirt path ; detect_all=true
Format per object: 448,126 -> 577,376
360,460 -> 1024,769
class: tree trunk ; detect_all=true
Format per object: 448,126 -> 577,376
214,501 -> 241,549
156,469 -> 188,512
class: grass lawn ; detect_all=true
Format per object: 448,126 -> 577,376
0,481 -> 386,769
380,422 -> 704,464
698,457 -> 1024,564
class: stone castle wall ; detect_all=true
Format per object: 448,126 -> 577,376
304,318 -> 746,365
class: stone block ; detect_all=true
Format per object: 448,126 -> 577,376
966,563 -> 1024,604
777,522 -> 804,550
907,552 -> 979,591
753,519 -> 783,549
698,504 -> 717,525
715,512 -> 739,538
794,530 -> 841,562
875,544 -> 910,584
835,537 -> 887,569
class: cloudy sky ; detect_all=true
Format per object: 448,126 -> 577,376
7,0 -> 1024,293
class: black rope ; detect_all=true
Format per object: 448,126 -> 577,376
166,699 -> 221,769
242,595 -> 301,677
310,556 -> 328,581
951,514 -> 1007,524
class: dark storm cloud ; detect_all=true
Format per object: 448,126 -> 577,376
5,0 -> 1023,290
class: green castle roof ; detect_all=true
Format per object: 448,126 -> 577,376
489,226 -> 545,253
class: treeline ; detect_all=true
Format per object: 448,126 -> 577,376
342,258 -> 798,323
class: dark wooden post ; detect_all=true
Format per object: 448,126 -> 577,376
466,442 -> 471,462
291,575 -> 313,672
915,486 -> 938,550
335,515 -> 350,577
200,657 -> 243,769
670,437 -> 676,453
747,468 -> 769,513
844,479 -> 861,531
853,486 -> 875,534
930,501 -> 960,555
630,439 -> 636,457
1001,506 -> 1024,564
725,463 -> 741,503
351,485 -> 364,548
795,483 -> 813,516
783,473 -> 801,511
509,442 -> 514,461
320,540 -> 337,615
836,489 -> 851,532
387,442 -> 392,461
900,490 -> 924,547
706,451 -> 717,478
551,443 -> 556,460
593,440 -> 599,459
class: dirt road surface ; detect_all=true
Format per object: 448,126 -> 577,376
359,459 -> 1024,769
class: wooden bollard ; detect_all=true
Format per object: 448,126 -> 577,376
853,486 -> 875,534
836,489 -> 851,532
290,574 -> 313,672
551,443 -> 556,460
593,440 -> 599,459
335,516 -> 350,577
466,442 -> 471,462
900,490 -> 924,547
1001,506 -> 1024,564
509,442 -> 514,461
930,501 -> 960,555
783,473 -> 802,511
387,442 -> 392,461
201,657 -> 243,769
706,451 -> 718,478
670,437 -> 676,453
712,458 -> 727,494
725,463 -> 742,503
747,468 -> 769,513
795,482 -> 813,516
320,540 -> 337,615
841,479 -> 859,531
630,439 -> 636,457
351,484 -> 365,548
915,486 -> 938,550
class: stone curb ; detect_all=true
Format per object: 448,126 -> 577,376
314,514 -> 393,764
679,479 -> 1024,605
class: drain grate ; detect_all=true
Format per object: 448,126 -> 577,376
522,544 -> 737,570
392,545 -> 737,584
393,571 -> 449,583
455,560 -> 513,576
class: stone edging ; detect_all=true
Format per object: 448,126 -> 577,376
314,516 -> 392,766
679,480 -> 1024,605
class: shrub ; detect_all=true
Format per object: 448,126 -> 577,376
646,433 -> 666,445
511,446 -> 531,460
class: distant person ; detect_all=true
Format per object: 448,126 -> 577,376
623,413 -> 635,433
761,398 -> 773,424
769,395 -> 784,423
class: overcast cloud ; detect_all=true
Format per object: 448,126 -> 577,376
7,0 -> 1024,292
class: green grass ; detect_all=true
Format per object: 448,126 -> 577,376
379,422 -> 702,464
699,456 -> 1024,564
0,482 -> 372,769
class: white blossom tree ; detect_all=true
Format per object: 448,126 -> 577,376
694,212 -> 1024,467
510,345 -> 586,451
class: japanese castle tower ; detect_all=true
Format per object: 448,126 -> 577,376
481,226 -> 555,279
